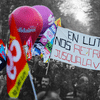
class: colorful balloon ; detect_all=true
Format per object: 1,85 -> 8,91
9,6 -> 43,45
32,5 -> 55,37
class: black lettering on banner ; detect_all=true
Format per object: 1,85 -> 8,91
15,79 -> 21,91
21,71 -> 26,80
68,31 -> 79,43
59,38 -> 71,50
65,41 -> 71,51
16,85 -> 19,91
17,79 -> 21,86
54,36 -> 60,45
96,38 -> 100,47
55,36 -> 71,51
21,75 -> 24,80
89,38 -> 96,46
83,36 -> 88,45
97,38 -> 100,47
68,31 -> 72,41
14,71 -> 27,94
12,90 -> 17,96
83,36 -> 97,46
59,38 -> 66,48
23,71 -> 26,78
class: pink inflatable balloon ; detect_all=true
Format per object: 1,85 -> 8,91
32,5 -> 55,37
9,6 -> 43,45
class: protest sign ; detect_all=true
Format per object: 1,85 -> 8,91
51,26 -> 100,70
33,23 -> 57,63
40,23 -> 57,62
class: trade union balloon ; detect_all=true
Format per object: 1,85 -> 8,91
9,6 -> 43,45
32,5 -> 55,37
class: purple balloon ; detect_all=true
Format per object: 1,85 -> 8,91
32,5 -> 55,37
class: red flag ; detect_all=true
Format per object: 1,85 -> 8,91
6,15 -> 29,98
26,36 -> 32,47
27,36 -> 32,61
27,40 -> 32,61
0,39 -> 6,48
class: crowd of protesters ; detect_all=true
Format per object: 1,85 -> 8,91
0,55 -> 100,100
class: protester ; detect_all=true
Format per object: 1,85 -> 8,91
18,75 -> 34,100
60,81 -> 69,100
33,57 -> 46,79
75,73 -> 89,100
0,84 -> 9,100
37,90 -> 61,100
35,75 -> 50,93
96,86 -> 100,100
41,75 -> 50,91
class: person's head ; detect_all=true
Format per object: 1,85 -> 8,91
37,90 -> 61,100
38,60 -> 46,67
44,91 -> 61,100
41,75 -> 50,89
79,74 -> 89,84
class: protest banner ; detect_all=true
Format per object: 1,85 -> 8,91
7,15 -> 29,98
51,26 -> 100,70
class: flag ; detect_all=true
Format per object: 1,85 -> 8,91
0,56 -> 6,71
0,44 -> 7,71
6,15 -> 29,98
0,44 -> 6,61
32,18 -> 60,58
32,19 -> 59,62
40,23 -> 57,63
5,44 -> 8,55
55,18 -> 61,27
0,39 -> 6,48
26,36 -> 32,48
23,41 -> 28,59
32,23 -> 57,63
27,37 -> 32,61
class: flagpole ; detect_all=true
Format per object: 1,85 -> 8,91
45,60 -> 50,75
28,71 -> 38,100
